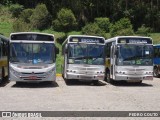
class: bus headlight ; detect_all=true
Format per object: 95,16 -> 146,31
67,69 -> 76,73
47,68 -> 55,75
97,71 -> 105,74
116,71 -> 126,74
10,67 -> 21,76
146,71 -> 153,75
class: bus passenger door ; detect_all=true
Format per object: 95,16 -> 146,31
110,45 -> 116,80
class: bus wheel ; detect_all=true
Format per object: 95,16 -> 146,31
16,82 -> 21,85
106,72 -> 112,83
135,80 -> 142,84
154,67 -> 159,77
64,78 -> 69,84
2,67 -> 5,79
92,80 -> 98,85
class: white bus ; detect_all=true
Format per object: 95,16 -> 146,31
0,35 -> 9,83
62,35 -> 105,84
9,32 -> 59,83
105,36 -> 153,84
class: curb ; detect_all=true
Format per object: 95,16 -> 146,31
56,74 -> 62,77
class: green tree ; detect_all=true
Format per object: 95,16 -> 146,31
13,19 -> 30,32
9,4 -> 24,18
19,8 -> 33,23
94,17 -> 110,32
110,18 -> 134,37
30,4 -> 51,30
82,23 -> 105,37
52,8 -> 77,32
136,24 -> 151,36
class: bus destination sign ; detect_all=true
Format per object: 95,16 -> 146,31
118,38 -> 152,44
70,37 -> 104,43
11,34 -> 54,41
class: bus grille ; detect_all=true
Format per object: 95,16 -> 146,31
20,72 -> 46,80
73,67 -> 100,71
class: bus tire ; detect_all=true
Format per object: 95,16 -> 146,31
154,67 -> 159,77
64,78 -> 69,83
106,72 -> 112,83
2,67 -> 5,79
16,82 -> 22,85
135,80 -> 142,84
92,80 -> 98,85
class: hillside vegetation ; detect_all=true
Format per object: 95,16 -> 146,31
0,2 -> 160,73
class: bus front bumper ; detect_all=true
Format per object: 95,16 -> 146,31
9,70 -> 56,83
114,74 -> 153,81
66,72 -> 104,80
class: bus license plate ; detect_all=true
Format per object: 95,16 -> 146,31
29,76 -> 37,80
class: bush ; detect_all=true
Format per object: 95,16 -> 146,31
94,17 -> 110,32
55,32 -> 66,44
30,4 -> 51,30
52,8 -> 77,32
13,19 -> 30,32
110,18 -> 134,37
19,9 -> 33,23
136,24 -> 151,36
0,5 -> 13,22
9,4 -> 24,18
82,23 -> 105,37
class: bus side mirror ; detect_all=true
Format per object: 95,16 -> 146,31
56,46 -> 59,54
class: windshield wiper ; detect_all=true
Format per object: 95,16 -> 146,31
123,55 -> 147,61
10,58 -> 19,63
70,56 -> 94,60
70,56 -> 87,60
123,56 -> 136,61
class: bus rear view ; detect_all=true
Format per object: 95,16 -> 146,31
9,32 -> 59,83
62,35 -> 105,84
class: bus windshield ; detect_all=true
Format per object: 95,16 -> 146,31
68,43 -> 104,65
117,44 -> 153,66
10,43 -> 55,64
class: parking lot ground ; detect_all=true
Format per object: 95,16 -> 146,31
0,77 -> 160,119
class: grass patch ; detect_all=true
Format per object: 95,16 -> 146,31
0,22 -> 13,37
150,33 -> 160,44
67,31 -> 81,36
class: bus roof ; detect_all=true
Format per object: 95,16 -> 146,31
10,32 -> 54,37
62,35 -> 105,46
67,35 -> 105,39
